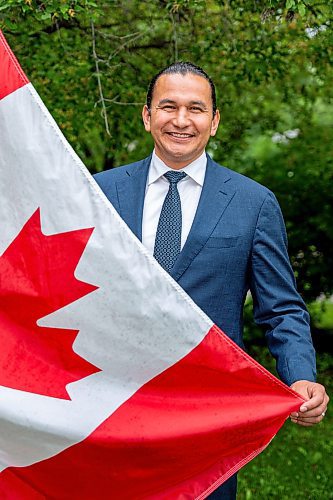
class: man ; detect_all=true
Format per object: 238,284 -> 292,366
94,62 -> 329,499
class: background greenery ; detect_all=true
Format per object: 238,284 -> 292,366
1,0 -> 332,497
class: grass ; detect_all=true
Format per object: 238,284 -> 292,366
237,352 -> 333,499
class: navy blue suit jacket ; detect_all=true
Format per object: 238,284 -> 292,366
94,154 -> 316,386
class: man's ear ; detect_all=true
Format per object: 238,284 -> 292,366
210,109 -> 220,137
142,105 -> 151,132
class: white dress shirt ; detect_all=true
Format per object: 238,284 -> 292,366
142,150 -> 207,254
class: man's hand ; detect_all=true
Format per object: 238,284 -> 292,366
290,380 -> 329,427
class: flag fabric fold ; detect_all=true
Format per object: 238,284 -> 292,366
0,31 -> 303,499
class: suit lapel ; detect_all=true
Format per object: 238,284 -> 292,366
171,157 -> 236,281
116,156 -> 151,240
115,154 -> 236,282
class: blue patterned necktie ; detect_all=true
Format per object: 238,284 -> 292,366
153,170 -> 187,273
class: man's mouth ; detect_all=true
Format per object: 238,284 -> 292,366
166,132 -> 194,139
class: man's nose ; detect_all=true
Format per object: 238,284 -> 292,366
172,107 -> 190,128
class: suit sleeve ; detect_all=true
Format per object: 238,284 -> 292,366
249,191 -> 316,386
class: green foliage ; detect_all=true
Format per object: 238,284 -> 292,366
309,300 -> 333,330
1,0 -> 333,300
0,0 -> 96,23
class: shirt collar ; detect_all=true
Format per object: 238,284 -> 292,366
148,150 -> 207,187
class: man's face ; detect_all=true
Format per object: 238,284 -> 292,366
142,73 -> 220,170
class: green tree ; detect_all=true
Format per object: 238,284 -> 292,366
1,0 -> 332,300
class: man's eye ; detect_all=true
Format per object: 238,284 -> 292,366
162,105 -> 176,111
189,106 -> 204,113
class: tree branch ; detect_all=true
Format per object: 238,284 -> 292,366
91,19 -> 111,136
170,11 -> 179,62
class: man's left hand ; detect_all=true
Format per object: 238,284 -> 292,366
290,380 -> 329,427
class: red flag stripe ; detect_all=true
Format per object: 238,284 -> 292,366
0,31 -> 28,100
0,325 -> 302,499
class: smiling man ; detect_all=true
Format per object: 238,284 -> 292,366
142,69 -> 220,169
94,62 -> 328,499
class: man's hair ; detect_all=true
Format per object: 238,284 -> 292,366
146,61 -> 217,116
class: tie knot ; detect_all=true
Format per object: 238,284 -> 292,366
164,171 -> 187,185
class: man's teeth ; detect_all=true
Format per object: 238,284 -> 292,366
169,133 -> 192,137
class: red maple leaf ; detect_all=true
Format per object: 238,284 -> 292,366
0,208 -> 100,399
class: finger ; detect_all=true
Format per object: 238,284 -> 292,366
300,396 -> 324,412
292,419 -> 318,427
299,392 -> 329,413
291,417 -> 319,426
291,398 -> 328,418
297,415 -> 323,424
290,416 -> 315,426
291,412 -> 326,425
297,405 -> 328,418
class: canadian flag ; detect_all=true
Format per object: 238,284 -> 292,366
0,31 -> 303,499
